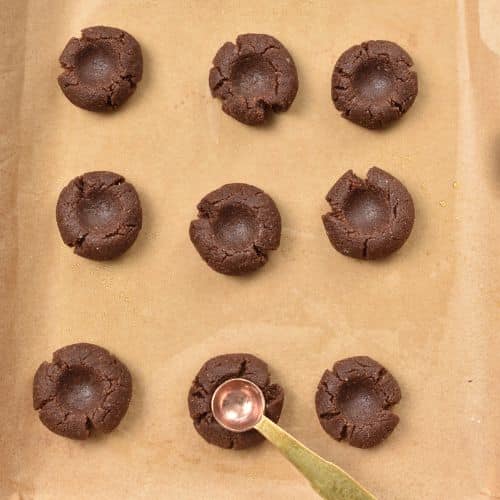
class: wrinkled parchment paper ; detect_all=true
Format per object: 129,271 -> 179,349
1,1 -> 498,498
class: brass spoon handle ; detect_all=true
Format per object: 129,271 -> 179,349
254,416 -> 376,500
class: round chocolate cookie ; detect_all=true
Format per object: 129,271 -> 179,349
189,183 -> 281,275
58,26 -> 143,111
322,167 -> 414,260
33,343 -> 132,440
188,353 -> 284,449
315,356 -> 401,449
332,40 -> 418,129
56,171 -> 142,260
209,33 -> 298,125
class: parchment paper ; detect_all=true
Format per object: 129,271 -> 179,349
1,1 -> 498,498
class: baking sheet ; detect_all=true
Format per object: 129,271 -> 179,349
1,0 -> 498,498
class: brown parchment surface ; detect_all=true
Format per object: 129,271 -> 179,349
0,1 -> 498,499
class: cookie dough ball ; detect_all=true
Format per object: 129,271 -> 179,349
315,356 -> 401,449
189,183 -> 281,275
188,353 -> 284,449
322,167 -> 414,260
332,40 -> 418,129
33,343 -> 132,440
56,171 -> 142,260
58,26 -> 143,111
209,33 -> 298,125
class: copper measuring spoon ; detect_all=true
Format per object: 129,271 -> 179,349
211,378 -> 376,500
